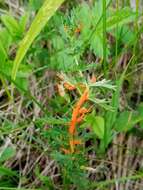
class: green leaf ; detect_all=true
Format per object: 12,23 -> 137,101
89,79 -> 116,90
90,34 -> 111,59
137,103 -> 143,128
19,13 -> 29,35
35,117 -> 67,126
92,0 -> 111,22
115,111 -> 132,132
1,15 -> 20,37
0,40 -> 7,63
75,3 -> 91,28
0,147 -> 16,162
115,111 -> 143,132
1,60 -> 32,79
35,166 -> 54,188
103,56 -> 135,150
95,7 -> 136,34
90,34 -> 103,58
29,0 -> 44,11
0,28 -> 12,51
86,114 -> 104,139
106,7 -> 136,31
0,167 -> 17,177
112,25 -> 135,46
138,103 -> 143,117
12,0 -> 65,80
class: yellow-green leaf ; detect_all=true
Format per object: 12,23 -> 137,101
12,0 -> 65,80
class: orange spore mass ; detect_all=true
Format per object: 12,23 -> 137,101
69,88 -> 89,135
64,82 -> 76,91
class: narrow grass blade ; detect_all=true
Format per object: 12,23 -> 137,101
115,0 -> 119,59
11,0 -> 65,80
103,0 -> 107,75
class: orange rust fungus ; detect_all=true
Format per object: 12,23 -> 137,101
61,148 -> 71,154
61,79 -> 94,154
74,23 -> 83,34
64,82 -> 76,91
69,87 -> 89,135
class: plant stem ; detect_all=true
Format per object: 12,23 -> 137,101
0,75 -> 13,101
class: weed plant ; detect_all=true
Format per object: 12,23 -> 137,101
0,0 -> 143,189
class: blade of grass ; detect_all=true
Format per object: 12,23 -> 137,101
115,0 -> 119,59
133,0 -> 139,56
103,0 -> 107,76
0,75 -> 12,101
11,0 -> 65,80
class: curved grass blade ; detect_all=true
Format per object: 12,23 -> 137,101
11,0 -> 65,80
